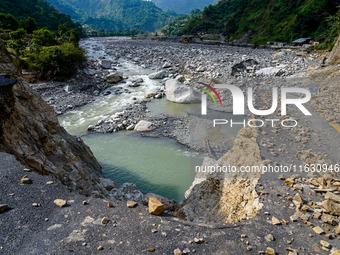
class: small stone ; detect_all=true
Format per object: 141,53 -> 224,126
241,234 -> 247,238
183,248 -> 190,254
101,217 -> 109,224
148,197 -> 163,215
107,202 -> 113,208
335,224 -> 340,235
272,216 -> 281,225
290,215 -> 298,222
174,248 -> 183,255
8,193 -> 15,196
286,247 -> 298,255
265,234 -> 275,242
285,178 -> 294,186
97,246 -> 103,251
312,226 -> 325,235
127,201 -> 137,208
266,247 -> 276,255
313,212 -> 322,219
54,199 -> 67,207
247,246 -> 252,251
287,238 -> 294,244
301,205 -> 309,211
0,204 -> 8,212
46,181 -> 53,185
32,203 -> 39,207
82,242 -> 87,246
20,175 -> 31,184
23,168 -> 31,172
147,248 -> 155,252
82,201 -> 87,205
194,237 -> 204,244
321,214 -> 336,225
325,233 -> 335,239
320,240 -> 331,249
151,229 -> 158,233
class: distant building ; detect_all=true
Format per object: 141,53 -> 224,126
293,38 -> 312,46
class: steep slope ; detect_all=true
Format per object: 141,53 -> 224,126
0,0 -> 80,31
151,0 -> 216,15
181,0 -> 340,44
46,0 -> 174,31
0,43 -> 106,196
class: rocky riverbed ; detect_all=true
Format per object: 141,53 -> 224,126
2,37 -> 339,254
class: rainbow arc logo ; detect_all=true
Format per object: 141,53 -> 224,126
198,82 -> 223,106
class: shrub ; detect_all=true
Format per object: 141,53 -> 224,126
20,17 -> 38,34
0,13 -> 19,30
29,42 -> 85,80
32,28 -> 55,46
9,28 -> 27,40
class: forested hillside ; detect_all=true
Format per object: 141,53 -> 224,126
180,0 -> 340,45
46,0 -> 175,31
151,0 -> 216,14
0,0 -> 80,31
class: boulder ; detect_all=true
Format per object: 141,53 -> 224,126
142,193 -> 177,211
110,183 -> 143,201
231,59 -> 258,76
148,197 -> 163,215
322,200 -> 340,216
149,70 -> 166,79
325,192 -> 340,204
326,35 -> 340,66
255,67 -> 281,76
165,79 -> 201,104
134,120 -> 155,132
106,72 -> 122,84
100,60 -> 112,69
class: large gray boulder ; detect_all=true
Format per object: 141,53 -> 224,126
134,120 -> 155,132
149,70 -> 166,79
99,59 -> 112,69
165,79 -> 201,104
106,72 -> 122,84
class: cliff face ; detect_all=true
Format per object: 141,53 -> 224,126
326,35 -> 340,66
0,43 -> 107,196
178,127 -> 263,224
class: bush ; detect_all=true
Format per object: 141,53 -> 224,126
20,17 -> 38,34
9,28 -> 27,40
29,42 -> 85,80
32,28 -> 55,46
0,13 -> 19,30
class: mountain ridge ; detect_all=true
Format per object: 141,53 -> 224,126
45,0 -> 175,31
0,0 -> 80,31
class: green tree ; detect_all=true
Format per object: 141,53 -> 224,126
32,28 -> 55,46
0,13 -> 19,30
69,28 -> 81,46
20,17 -> 38,34
58,23 -> 68,37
